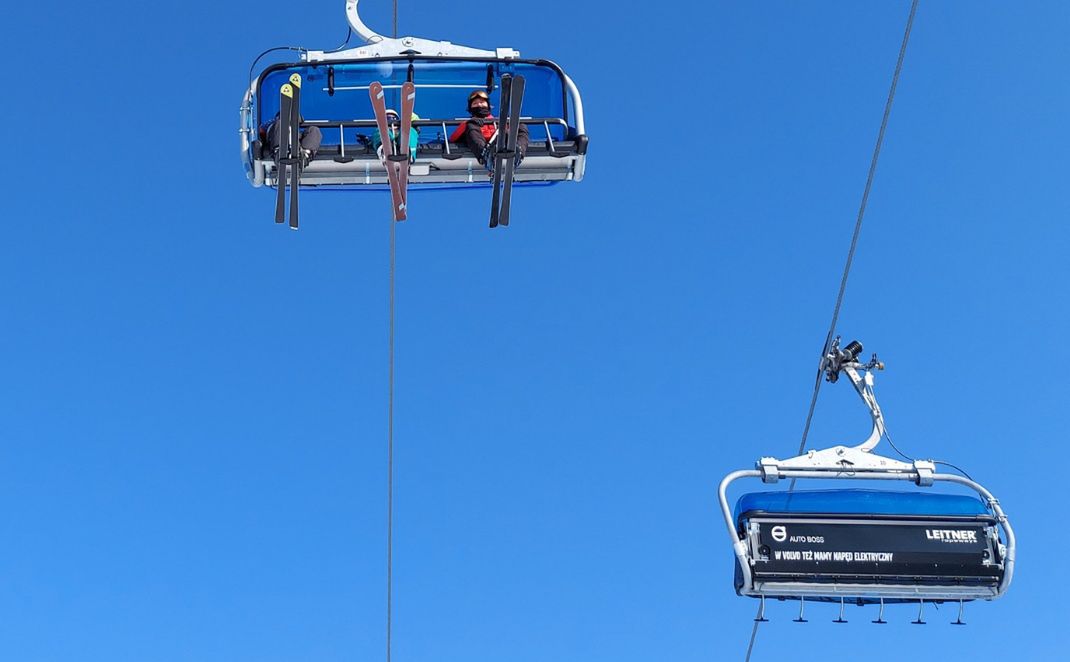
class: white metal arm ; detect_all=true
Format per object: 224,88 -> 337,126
305,1 -> 520,62
843,363 -> 885,452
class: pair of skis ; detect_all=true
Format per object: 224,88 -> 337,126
274,73 -> 303,230
369,81 -> 416,222
489,75 -> 526,228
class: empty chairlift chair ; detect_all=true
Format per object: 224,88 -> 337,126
717,339 -> 1015,618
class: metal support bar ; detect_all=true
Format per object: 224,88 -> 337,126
952,599 -> 966,625
833,597 -> 848,624
754,595 -> 769,622
872,598 -> 887,624
912,600 -> 926,625
843,364 -> 886,452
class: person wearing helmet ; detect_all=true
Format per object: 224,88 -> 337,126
449,89 -> 528,169
372,109 -> 420,162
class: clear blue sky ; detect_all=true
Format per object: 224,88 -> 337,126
3,1 -> 1068,660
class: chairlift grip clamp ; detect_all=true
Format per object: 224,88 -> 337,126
913,460 -> 936,486
759,457 -> 781,484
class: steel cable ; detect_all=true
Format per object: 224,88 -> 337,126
791,0 -> 919,475
387,6 -> 400,661
387,8 -> 399,662
386,218 -> 397,662
743,603 -> 762,662
744,2 -> 920,658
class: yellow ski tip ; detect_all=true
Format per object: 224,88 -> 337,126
281,84 -> 293,98
289,73 -> 302,88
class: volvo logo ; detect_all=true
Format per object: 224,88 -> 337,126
771,525 -> 787,542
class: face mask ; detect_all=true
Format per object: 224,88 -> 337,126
471,105 -> 491,118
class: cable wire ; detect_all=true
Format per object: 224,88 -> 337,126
881,427 -> 976,481
247,46 -> 308,90
745,3 -> 921,658
246,25 -> 352,91
325,27 -> 354,53
386,217 -> 396,662
791,0 -> 920,468
743,602 -> 763,662
387,10 -> 399,662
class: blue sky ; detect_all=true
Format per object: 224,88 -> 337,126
2,1 -> 1068,660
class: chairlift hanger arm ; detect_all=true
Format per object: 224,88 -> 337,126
755,339 -> 918,481
823,338 -> 887,453
305,1 -> 520,62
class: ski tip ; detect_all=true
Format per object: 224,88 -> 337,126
281,84 -> 293,98
289,73 -> 302,88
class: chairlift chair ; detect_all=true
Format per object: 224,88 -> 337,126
239,0 -> 588,192
717,340 -> 1015,611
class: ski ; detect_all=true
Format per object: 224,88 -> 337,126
496,74 -> 525,227
368,81 -> 407,221
288,73 -> 302,230
396,81 -> 416,207
275,82 -> 294,224
488,75 -> 512,228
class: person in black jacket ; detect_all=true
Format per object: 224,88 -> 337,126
449,90 -> 528,169
260,113 -> 322,167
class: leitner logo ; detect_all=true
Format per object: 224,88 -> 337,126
771,526 -> 787,542
925,529 -> 977,543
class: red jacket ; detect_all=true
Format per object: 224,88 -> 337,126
450,116 -> 496,143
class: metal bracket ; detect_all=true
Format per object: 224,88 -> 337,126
305,1 -> 520,62
823,338 -> 887,452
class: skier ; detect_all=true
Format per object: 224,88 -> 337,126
372,109 -> 420,162
450,90 -> 528,169
260,112 -> 322,167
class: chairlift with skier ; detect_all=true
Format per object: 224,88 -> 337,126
239,0 -> 588,227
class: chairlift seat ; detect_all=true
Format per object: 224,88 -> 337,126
241,57 -> 588,191
733,489 -> 1005,603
